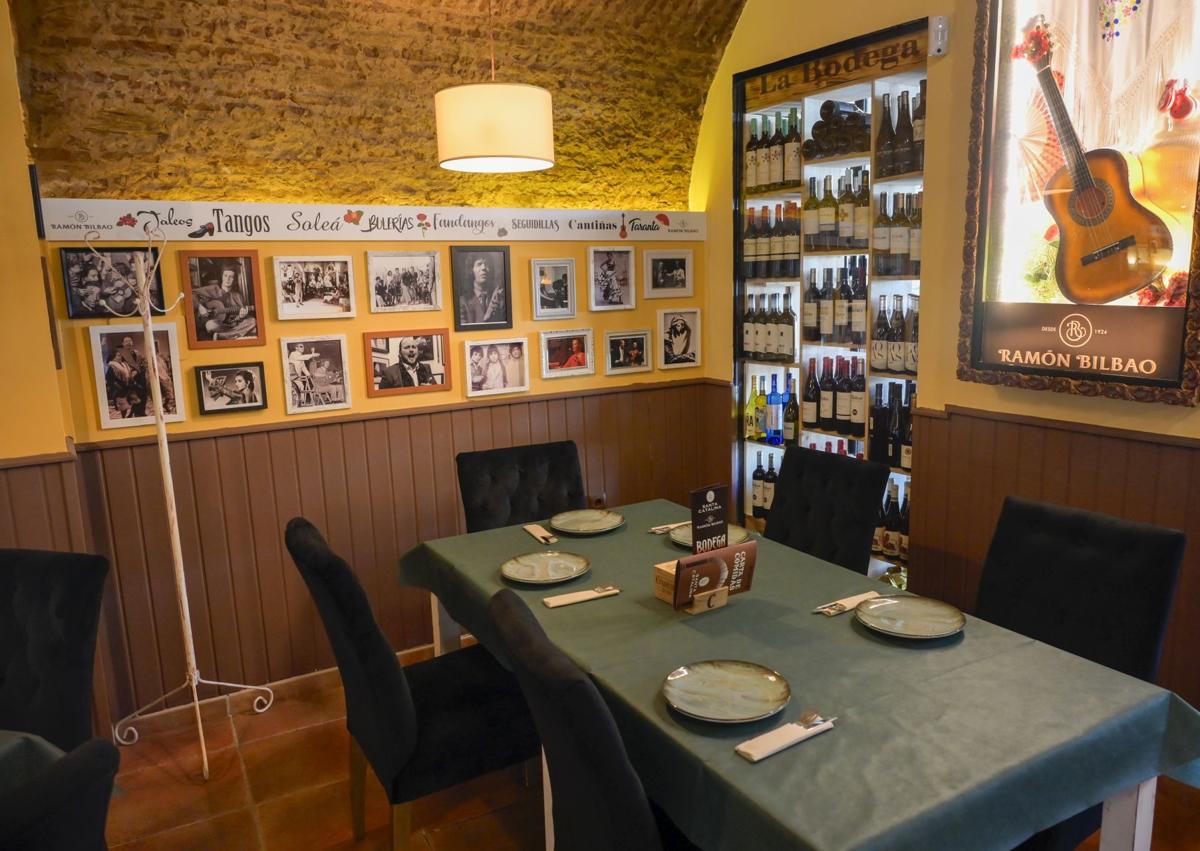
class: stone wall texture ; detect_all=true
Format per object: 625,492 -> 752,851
10,0 -> 744,208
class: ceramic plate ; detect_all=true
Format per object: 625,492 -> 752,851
662,660 -> 791,724
548,509 -> 625,535
500,551 -> 591,585
668,522 -> 752,549
854,596 -> 966,639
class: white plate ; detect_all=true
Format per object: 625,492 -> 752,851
500,551 -> 591,585
548,509 -> 625,535
668,522 -> 752,549
662,659 -> 791,723
854,596 -> 966,639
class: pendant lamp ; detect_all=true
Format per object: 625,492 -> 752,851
434,1 -> 554,172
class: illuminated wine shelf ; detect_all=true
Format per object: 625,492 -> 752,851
871,275 -> 921,283
744,186 -> 806,201
870,370 -> 917,380
744,277 -> 804,285
805,248 -> 868,257
803,150 -> 872,166
873,169 -> 924,185
739,357 -> 804,367
800,340 -> 866,351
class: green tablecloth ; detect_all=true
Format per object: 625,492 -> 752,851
0,730 -> 64,799
398,499 -> 1200,851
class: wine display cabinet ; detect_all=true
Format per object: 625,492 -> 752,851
732,19 -> 928,582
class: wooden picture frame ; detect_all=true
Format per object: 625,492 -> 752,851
178,250 -> 265,348
363,328 -> 452,398
957,0 -> 1200,406
194,362 -> 268,415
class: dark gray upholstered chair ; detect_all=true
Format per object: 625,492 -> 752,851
975,496 -> 1185,851
455,441 -> 586,533
0,737 -> 119,851
763,446 -> 890,574
284,518 -> 539,851
487,589 -> 697,851
0,549 -> 110,751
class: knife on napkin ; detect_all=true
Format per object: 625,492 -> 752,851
735,719 -> 835,762
812,590 -> 880,616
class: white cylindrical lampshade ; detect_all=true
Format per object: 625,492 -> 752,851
435,83 -> 555,172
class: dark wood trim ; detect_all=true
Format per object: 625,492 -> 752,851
0,438 -> 77,470
74,377 -> 732,452
912,406 -> 949,420
41,256 -> 63,370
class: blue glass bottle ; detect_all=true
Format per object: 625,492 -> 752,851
766,374 -> 783,446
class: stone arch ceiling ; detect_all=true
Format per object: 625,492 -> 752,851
11,0 -> 745,209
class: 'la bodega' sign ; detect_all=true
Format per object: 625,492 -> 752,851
40,198 -> 706,243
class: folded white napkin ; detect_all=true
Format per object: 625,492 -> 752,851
812,590 -> 880,616
735,719 -> 835,762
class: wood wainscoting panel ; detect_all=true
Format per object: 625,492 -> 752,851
57,380 -> 733,720
911,405 -> 1200,706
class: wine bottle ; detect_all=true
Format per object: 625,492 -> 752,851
909,191 -> 923,278
802,269 -> 820,343
868,383 -> 885,463
887,294 -> 906,374
742,293 -> 755,357
881,480 -> 901,557
835,357 -> 852,435
748,294 -> 762,359
820,99 -> 863,122
854,169 -> 871,250
755,371 -> 768,440
752,450 -> 766,519
893,91 -> 914,175
876,93 -> 895,177
784,107 -> 802,187
756,115 -> 773,191
818,175 -> 838,250
872,485 -> 888,554
780,291 -> 797,363
744,375 -> 758,438
744,116 -> 759,193
888,192 -> 909,279
887,383 -> 903,468
870,294 -> 889,371
743,208 -> 758,279
802,177 -> 820,252
801,357 -> 819,428
912,79 -> 927,172
873,192 -> 891,276
850,357 -> 866,438
763,453 -> 778,515
838,174 -> 855,250
904,294 -> 919,375
762,293 -> 779,361
783,375 -> 800,445
901,381 -> 914,470
819,268 -> 834,343
756,206 -> 773,279
766,373 -> 783,445
898,482 -> 911,563
768,111 -> 785,189
850,256 -> 868,346
769,203 -> 786,280
810,119 -> 828,156
833,264 -> 851,344
783,202 -> 801,279
818,356 -> 836,431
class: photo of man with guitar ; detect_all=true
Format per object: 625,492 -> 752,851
179,251 -> 265,348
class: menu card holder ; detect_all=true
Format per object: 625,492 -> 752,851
653,541 -> 756,616
685,586 -> 729,614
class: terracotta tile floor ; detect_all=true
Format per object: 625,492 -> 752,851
106,667 -> 543,851
105,664 -> 1200,850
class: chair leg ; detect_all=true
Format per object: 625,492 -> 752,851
349,737 -> 367,841
391,801 -> 412,851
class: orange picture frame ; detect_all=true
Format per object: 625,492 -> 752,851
363,328 -> 452,397
177,249 -> 266,349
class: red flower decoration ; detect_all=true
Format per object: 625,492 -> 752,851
655,213 -> 670,226
416,213 -> 427,222
117,214 -> 137,227
1012,27 -> 1051,64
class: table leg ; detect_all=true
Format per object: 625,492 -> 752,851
1099,777 -> 1156,851
429,597 -> 463,656
542,747 -> 554,851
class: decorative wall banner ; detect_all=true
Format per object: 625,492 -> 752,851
40,198 -> 706,243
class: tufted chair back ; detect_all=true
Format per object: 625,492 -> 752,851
0,549 -> 109,752
764,447 -> 889,574
976,496 -> 1184,682
456,441 -> 586,532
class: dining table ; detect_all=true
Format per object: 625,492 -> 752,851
398,499 -> 1200,851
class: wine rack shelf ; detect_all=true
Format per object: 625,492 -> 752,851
805,249 -> 866,257
874,169 -> 924,185
804,150 -> 872,166
744,187 -> 806,201
799,340 -> 866,351
739,357 -> 804,368
744,277 -> 803,285
871,275 -> 921,283
870,370 -> 917,380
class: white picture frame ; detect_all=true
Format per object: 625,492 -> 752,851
587,246 -> 636,311
280,334 -> 352,414
643,249 -> 694,299
540,328 -> 595,379
603,329 -> 653,375
89,323 -> 186,430
464,337 -> 530,398
658,308 -> 701,369
366,250 -> 441,313
273,255 -> 357,319
531,258 -> 576,320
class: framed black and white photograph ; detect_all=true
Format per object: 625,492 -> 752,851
604,329 -> 653,376
643,249 -> 694,299
531,258 -> 575,319
364,329 -> 451,397
273,256 -> 356,320
367,251 -> 441,313
464,337 -> 529,398
658,308 -> 701,369
588,246 -> 636,311
178,250 -> 264,348
540,328 -> 594,379
194,362 -> 267,415
451,246 -> 512,331
280,334 -> 351,414
88,323 -> 185,429
62,247 -> 164,319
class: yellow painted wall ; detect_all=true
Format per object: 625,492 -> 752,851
694,0 -> 1200,437
53,239 -> 705,444
0,5 -> 69,458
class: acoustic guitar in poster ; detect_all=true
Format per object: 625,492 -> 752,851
1018,17 -> 1173,305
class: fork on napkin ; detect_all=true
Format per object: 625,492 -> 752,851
812,590 -> 880,617
649,521 -> 690,534
735,715 -> 836,762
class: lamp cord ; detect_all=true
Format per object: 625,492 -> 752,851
489,0 -> 496,81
